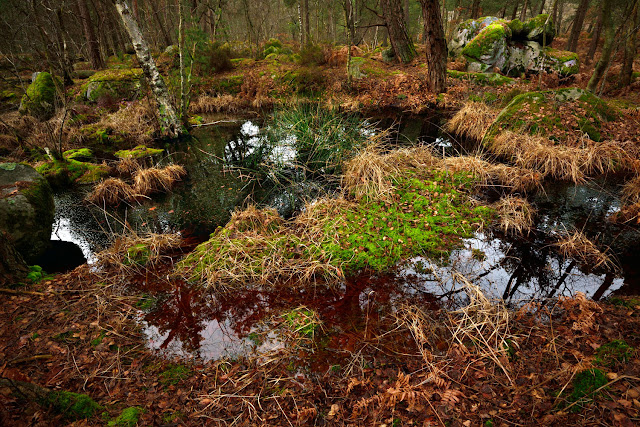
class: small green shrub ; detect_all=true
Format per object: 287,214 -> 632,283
205,41 -> 234,73
298,43 -> 326,66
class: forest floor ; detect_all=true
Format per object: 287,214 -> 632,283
2,33 -> 640,426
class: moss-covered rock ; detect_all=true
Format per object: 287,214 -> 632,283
115,144 -> 163,159
461,20 -> 511,72
545,48 -> 579,75
0,163 -> 54,262
450,16 -> 502,57
80,68 -> 143,102
108,407 -> 144,427
485,88 -> 620,144
447,69 -> 514,86
19,72 -> 59,120
36,158 -> 109,188
524,14 -> 555,44
63,148 -> 94,162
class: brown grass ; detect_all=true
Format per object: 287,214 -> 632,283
227,204 -> 284,234
493,196 -> 536,236
115,158 -> 141,176
446,102 -> 498,141
95,232 -> 183,273
86,178 -> 136,206
190,94 -> 240,114
553,229 -> 613,270
622,175 -> 640,204
133,165 -> 185,195
443,156 -> 542,192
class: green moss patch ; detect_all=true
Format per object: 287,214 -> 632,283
447,70 -> 514,86
108,407 -> 144,427
595,340 -> 634,367
485,88 -> 620,145
125,243 -> 151,266
565,368 -> 608,412
45,390 -> 102,420
115,145 -> 163,159
36,159 -> 109,188
160,364 -> 192,386
461,21 -> 510,62
63,148 -> 94,162
80,68 -> 143,102
19,72 -> 59,120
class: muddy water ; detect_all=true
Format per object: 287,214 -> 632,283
51,114 -> 640,362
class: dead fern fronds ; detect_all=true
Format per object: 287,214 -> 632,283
553,229 -> 613,270
493,196 -> 536,236
446,102 -> 498,141
86,178 -> 136,206
557,292 -> 603,332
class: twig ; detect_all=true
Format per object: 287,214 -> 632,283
193,119 -> 240,128
0,288 -> 46,296
8,354 -> 52,365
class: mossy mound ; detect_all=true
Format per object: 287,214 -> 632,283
19,72 -> 59,120
595,340 -> 634,367
63,148 -> 94,162
545,48 -> 579,75
45,390 -> 102,420
80,68 -> 143,102
108,407 -> 144,427
447,70 -> 514,86
115,145 -> 163,159
523,14 -> 555,44
36,159 -> 109,188
566,368 -> 608,411
485,88 -> 620,144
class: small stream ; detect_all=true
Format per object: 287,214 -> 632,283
49,113 -> 640,362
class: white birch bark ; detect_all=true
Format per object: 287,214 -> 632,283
113,0 -> 183,138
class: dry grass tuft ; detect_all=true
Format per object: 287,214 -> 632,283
87,178 -> 136,206
342,143 -> 399,200
115,157 -> 141,176
443,156 -> 542,192
190,94 -> 239,113
133,165 -> 185,195
98,101 -> 157,144
553,229 -> 613,270
227,205 -> 284,234
448,275 -> 514,383
493,196 -> 536,236
622,175 -> 640,204
95,232 -> 183,273
446,102 -> 498,141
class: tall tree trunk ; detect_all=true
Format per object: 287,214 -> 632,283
77,0 -> 104,69
470,0 -> 480,19
557,0 -> 564,32
539,0 -> 546,14
380,0 -> 416,63
112,0 -> 183,138
586,0 -> 613,93
620,1 -> 640,87
304,0 -> 310,43
298,2 -> 304,45
585,9 -> 603,65
511,1 -> 520,20
419,0 -> 447,93
520,0 -> 529,21
55,8 -> 74,85
566,0 -> 589,52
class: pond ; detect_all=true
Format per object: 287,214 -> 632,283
49,111 -> 640,362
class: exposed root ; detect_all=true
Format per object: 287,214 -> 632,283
493,196 -> 536,236
553,229 -> 613,270
86,178 -> 136,206
446,102 -> 498,141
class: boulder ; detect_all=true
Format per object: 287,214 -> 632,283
524,14 -> 555,44
461,20 -> 511,72
0,231 -> 29,285
80,68 -> 143,103
18,72 -> 59,120
450,16 -> 501,57
0,163 -> 55,263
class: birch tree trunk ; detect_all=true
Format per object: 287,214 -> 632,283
113,0 -> 183,138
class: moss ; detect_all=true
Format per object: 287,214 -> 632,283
125,243 -> 151,266
545,48 -> 579,75
36,159 -> 108,188
19,72 -> 59,120
324,172 -> 493,273
485,88 -> 620,144
160,364 -> 192,385
566,368 -> 608,411
80,68 -> 143,102
447,69 -> 514,86
115,144 -> 163,159
212,75 -> 244,95
108,407 -> 144,427
282,307 -> 320,338
63,148 -> 93,162
609,296 -> 640,308
595,340 -> 634,367
508,19 -> 525,38
524,14 -> 555,43
45,390 -> 102,420
461,21 -> 510,61
27,265 -> 44,283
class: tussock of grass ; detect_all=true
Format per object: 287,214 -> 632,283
342,143 -> 400,200
96,232 -> 183,273
493,196 -> 535,236
622,175 -> 640,204
115,157 -> 141,176
443,156 -> 542,193
190,94 -> 239,113
554,230 -> 613,270
133,165 -> 186,195
446,102 -> 498,141
86,178 -> 135,206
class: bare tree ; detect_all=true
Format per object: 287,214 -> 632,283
77,0 -> 105,69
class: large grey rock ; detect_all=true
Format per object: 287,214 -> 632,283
0,163 -> 54,263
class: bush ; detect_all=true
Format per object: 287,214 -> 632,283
298,43 -> 326,66
205,41 -> 234,73
290,67 -> 325,95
